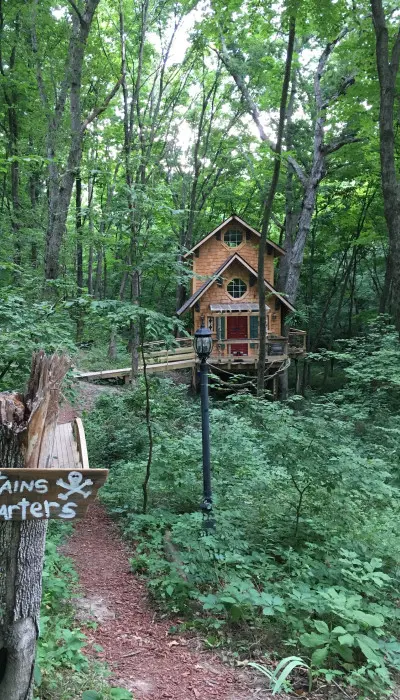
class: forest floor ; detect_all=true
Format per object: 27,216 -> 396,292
58,381 -> 360,700
59,383 -> 282,700
63,501 -> 279,700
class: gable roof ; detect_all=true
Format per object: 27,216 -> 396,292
177,253 -> 295,315
183,215 -> 285,258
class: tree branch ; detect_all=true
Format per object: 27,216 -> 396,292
215,38 -> 275,149
390,25 -> 400,73
81,77 -> 123,132
321,75 -> 355,110
271,213 -> 284,231
315,28 -> 349,111
287,155 -> 307,186
323,133 -> 362,155
67,0 -> 86,27
214,39 -> 307,186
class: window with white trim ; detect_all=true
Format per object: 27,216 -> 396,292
227,278 -> 247,298
224,229 -> 243,247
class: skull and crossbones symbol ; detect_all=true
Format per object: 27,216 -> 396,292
57,471 -> 93,500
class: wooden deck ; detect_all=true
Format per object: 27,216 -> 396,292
52,422 -> 82,470
77,331 -> 306,382
210,354 -> 288,366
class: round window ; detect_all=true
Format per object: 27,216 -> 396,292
227,278 -> 247,298
224,229 -> 243,247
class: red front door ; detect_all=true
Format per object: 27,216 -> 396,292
227,316 -> 248,356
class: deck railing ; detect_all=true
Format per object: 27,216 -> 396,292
288,328 -> 307,354
143,337 -> 195,365
73,417 -> 89,469
212,337 -> 289,358
142,331 -> 306,361
78,331 -> 307,382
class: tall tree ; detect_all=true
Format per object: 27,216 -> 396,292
0,2 -> 21,267
255,17 -> 296,395
370,0 -> 400,328
0,352 -> 69,700
31,0 -> 120,280
277,31 -> 358,304
220,27 -> 358,307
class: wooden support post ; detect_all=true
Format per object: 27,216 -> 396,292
0,352 -> 69,700
301,359 -> 308,396
295,359 -> 302,395
272,375 -> 279,400
190,365 -> 198,393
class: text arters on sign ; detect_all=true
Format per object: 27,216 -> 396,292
0,468 -> 108,521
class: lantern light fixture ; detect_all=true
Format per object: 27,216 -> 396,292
193,325 -> 213,361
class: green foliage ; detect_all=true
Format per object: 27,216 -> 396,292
82,690 -> 133,700
87,326 -> 400,697
0,286 -> 75,390
34,523 -> 133,700
248,656 -> 311,694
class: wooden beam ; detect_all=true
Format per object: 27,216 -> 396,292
73,418 -> 89,469
78,357 -> 196,380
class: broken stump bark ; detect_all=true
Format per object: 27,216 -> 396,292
0,352 -> 69,700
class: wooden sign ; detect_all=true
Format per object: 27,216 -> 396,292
0,468 -> 108,521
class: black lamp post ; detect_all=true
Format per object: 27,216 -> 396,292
193,323 -> 215,530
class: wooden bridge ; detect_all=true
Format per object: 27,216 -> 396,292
78,338 -> 196,382
77,330 -> 306,382
52,417 -> 89,470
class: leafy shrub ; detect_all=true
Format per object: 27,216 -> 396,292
35,523 -> 133,700
0,288 -> 75,390
86,325 -> 400,697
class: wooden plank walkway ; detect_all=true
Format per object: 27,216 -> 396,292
78,357 -> 196,381
52,422 -> 82,469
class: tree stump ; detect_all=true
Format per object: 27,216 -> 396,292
0,352 -> 69,700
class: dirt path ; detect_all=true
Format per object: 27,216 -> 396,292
65,503 -> 273,700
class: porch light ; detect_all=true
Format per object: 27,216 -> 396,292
193,325 -> 213,361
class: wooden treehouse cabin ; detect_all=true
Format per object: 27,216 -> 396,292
177,215 -> 306,371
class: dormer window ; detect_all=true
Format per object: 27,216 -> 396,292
224,229 -> 243,248
227,278 -> 247,299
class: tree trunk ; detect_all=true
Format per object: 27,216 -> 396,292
1,11 -> 21,270
282,33 -> 354,304
75,173 -> 84,343
93,248 -> 102,299
29,164 -> 40,269
279,369 -> 289,400
256,17 -> 296,396
108,329 -> 117,360
0,352 -> 69,700
76,171 -> 83,293
370,0 -> 400,329
222,26 -> 357,311
87,245 -> 93,295
119,1 -> 148,382
44,3 -> 100,280
31,0 -> 118,280
87,174 -> 95,295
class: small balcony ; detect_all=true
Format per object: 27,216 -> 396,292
210,329 -> 306,366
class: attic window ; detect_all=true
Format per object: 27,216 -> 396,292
224,229 -> 243,248
227,278 -> 247,299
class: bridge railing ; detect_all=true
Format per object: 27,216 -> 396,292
73,417 -> 89,469
143,337 -> 195,365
